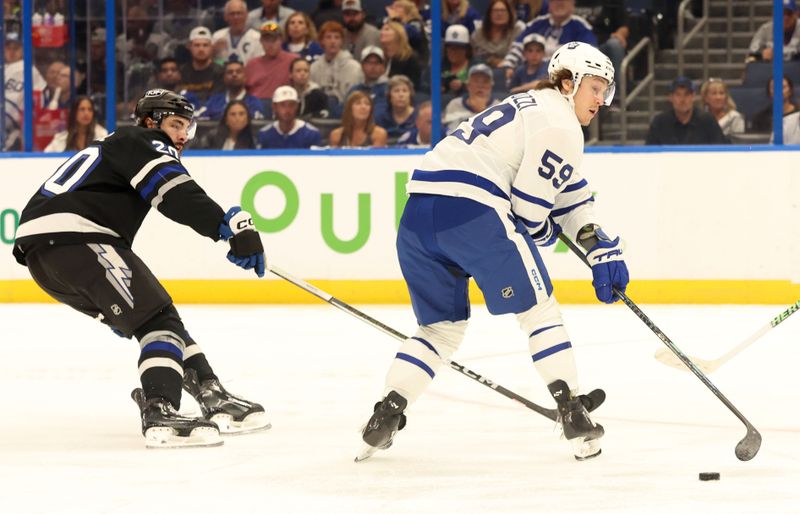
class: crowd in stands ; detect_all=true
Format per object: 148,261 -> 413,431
4,0 -> 800,151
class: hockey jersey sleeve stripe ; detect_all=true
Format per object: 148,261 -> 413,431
511,187 -> 555,209
14,212 -> 121,239
150,175 -> 194,209
551,197 -> 594,218
139,164 -> 187,199
562,179 -> 588,194
412,169 -> 510,201
129,155 -> 178,189
515,214 -> 544,229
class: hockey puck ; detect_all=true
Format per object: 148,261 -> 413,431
698,472 -> 720,481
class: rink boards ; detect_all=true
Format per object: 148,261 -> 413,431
1,149 -> 798,304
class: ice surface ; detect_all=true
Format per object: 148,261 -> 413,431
0,303 -> 797,513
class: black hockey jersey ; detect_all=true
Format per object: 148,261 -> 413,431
13,126 -> 225,265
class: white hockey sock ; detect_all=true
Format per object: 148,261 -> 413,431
528,324 -> 578,393
383,320 -> 466,405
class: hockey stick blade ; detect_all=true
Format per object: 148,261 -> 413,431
267,265 -> 559,422
654,299 -> 800,374
558,234 -> 762,461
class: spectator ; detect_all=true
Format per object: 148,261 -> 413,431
258,86 -> 323,149
283,12 -> 323,63
502,0 -> 596,72
385,0 -> 429,63
752,75 -> 799,133
347,46 -> 390,113
310,21 -> 364,103
444,63 -> 499,131
151,0 -> 216,64
179,27 -> 225,102
513,0 -> 549,24
442,25 -> 473,97
247,0 -> 296,31
645,77 -> 727,145
747,0 -> 800,62
509,33 -> 548,93
329,90 -> 388,147
313,0 -> 346,28
3,28 -> 45,151
212,0 -> 265,65
397,100 -> 434,147
342,0 -> 381,63
380,21 -> 422,90
472,0 -> 524,68
200,60 -> 266,121
85,28 -> 125,101
439,0 -> 482,35
376,74 -> 417,139
44,96 -> 108,153
116,5 -> 161,66
200,99 -> 257,150
41,61 -> 66,110
775,110 -> 800,143
288,58 -> 329,117
699,78 -> 744,139
245,22 -> 300,100
147,58 -> 202,110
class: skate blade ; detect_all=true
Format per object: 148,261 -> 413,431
144,426 -> 223,449
354,444 -> 380,462
571,436 -> 602,461
210,411 -> 272,435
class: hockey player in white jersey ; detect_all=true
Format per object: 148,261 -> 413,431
358,42 -> 629,461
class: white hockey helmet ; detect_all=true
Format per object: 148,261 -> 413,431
548,41 -> 616,106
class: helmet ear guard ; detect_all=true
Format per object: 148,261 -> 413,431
548,42 -> 616,106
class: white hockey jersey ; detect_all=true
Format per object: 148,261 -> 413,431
407,88 -> 597,241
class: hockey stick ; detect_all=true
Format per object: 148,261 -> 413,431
267,265 -> 559,421
654,299 -> 800,374
557,234 -> 762,461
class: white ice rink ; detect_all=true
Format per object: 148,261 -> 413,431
1,302 -> 798,514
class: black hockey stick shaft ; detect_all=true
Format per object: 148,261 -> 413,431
268,265 -> 558,421
558,234 -> 762,461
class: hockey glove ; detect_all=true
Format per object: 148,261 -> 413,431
219,207 -> 266,278
586,235 -> 629,304
531,216 -> 562,247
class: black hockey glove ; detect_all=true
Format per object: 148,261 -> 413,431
219,207 -> 266,278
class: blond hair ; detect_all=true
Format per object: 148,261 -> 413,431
382,21 -> 414,61
700,79 -> 737,113
284,12 -> 318,44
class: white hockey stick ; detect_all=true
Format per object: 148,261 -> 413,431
654,299 -> 800,374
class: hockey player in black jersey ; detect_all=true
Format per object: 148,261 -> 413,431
12,89 -> 270,448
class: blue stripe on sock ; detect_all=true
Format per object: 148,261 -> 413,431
141,341 -> 183,359
396,352 -> 436,379
529,324 -> 562,338
411,337 -> 440,356
531,341 -> 572,362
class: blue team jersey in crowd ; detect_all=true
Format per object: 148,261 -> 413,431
503,15 -> 597,68
258,120 -> 322,149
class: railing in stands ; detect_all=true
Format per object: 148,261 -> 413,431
677,0 -> 709,79
619,37 -> 655,145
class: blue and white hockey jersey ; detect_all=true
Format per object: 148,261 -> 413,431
258,120 -> 322,149
407,88 -> 597,242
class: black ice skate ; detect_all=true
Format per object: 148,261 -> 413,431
182,369 -> 270,434
548,380 -> 604,461
355,391 -> 408,462
131,388 -> 223,449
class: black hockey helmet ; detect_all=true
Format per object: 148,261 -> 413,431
134,89 -> 197,138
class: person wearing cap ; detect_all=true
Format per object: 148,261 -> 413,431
380,21 -> 422,90
200,60 -> 266,121
212,0 -> 265,66
245,22 -> 300,100
179,26 -> 225,102
258,85 -> 323,149
444,63 -> 499,131
282,12 -> 323,63
247,0 -> 296,32
471,0 -> 524,68
645,77 -> 726,145
310,21 -> 364,103
3,28 -> 46,150
346,46 -> 390,114
442,24 -> 473,96
509,32 -> 548,93
342,0 -> 381,63
747,0 -> 800,62
288,58 -> 329,117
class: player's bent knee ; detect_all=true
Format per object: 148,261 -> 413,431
516,296 -> 564,335
133,304 -> 186,343
414,320 -> 468,360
